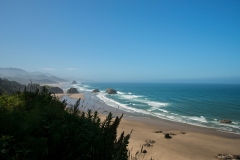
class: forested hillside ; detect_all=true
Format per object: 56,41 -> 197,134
0,87 -> 131,159
0,78 -> 41,94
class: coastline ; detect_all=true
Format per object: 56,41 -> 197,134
116,115 -> 240,160
92,98 -> 240,160
55,93 -> 85,101
59,89 -> 240,160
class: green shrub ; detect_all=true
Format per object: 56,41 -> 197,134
0,88 -> 130,160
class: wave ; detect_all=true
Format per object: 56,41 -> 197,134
133,95 -> 143,98
120,94 -> 144,100
117,91 -> 125,95
187,116 -> 207,123
92,88 -> 212,130
145,101 -> 169,107
232,122 -> 240,125
96,92 -> 150,115
74,84 -> 92,92
71,83 -> 240,134
103,90 -> 170,110
157,108 -> 168,113
211,120 -> 240,129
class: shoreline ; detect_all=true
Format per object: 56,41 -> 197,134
98,101 -> 240,139
51,83 -> 240,159
48,82 -> 240,136
56,87 -> 240,138
61,92 -> 240,160
115,115 -> 240,160
89,92 -> 240,139
91,96 -> 240,159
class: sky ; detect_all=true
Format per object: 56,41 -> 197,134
0,0 -> 240,83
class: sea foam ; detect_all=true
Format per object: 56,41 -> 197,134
72,83 -> 240,134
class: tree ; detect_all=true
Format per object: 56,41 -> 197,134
0,88 -> 131,160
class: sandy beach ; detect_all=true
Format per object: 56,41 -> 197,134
61,92 -> 240,160
55,93 -> 85,100
48,82 -> 240,160
116,116 -> 240,160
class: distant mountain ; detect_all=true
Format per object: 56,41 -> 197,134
33,79 -> 58,84
15,74 -> 49,80
0,67 -> 28,77
36,74 -> 51,79
30,72 -> 54,77
30,71 -> 43,75
43,73 -> 53,77
0,67 -> 67,84
49,76 -> 68,82
5,77 -> 57,84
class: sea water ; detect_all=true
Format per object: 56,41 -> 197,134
69,82 -> 240,134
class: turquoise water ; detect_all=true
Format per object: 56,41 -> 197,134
71,83 -> 240,134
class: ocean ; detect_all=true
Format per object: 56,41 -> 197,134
65,82 -> 240,134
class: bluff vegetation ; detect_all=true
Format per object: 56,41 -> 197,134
0,80 -> 131,160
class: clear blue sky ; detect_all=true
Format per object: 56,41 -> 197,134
0,0 -> 240,82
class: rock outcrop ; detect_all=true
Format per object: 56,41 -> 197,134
218,154 -> 240,159
143,139 -> 155,147
164,133 -> 172,139
220,120 -> 232,123
67,87 -> 79,94
106,88 -> 117,94
142,150 -> 147,153
143,143 -> 153,147
49,87 -> 64,94
145,139 -> 156,143
71,80 -> 77,84
92,89 -> 100,93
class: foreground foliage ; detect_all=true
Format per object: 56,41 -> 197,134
0,88 -> 130,160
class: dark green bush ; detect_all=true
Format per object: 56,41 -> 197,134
0,88 -> 130,160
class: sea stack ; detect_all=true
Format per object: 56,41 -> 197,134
71,80 -> 77,84
92,89 -> 100,93
220,120 -> 232,123
67,87 -> 79,94
49,87 -> 64,94
106,88 -> 117,94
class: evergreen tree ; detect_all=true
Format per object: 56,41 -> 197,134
0,88 -> 131,160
